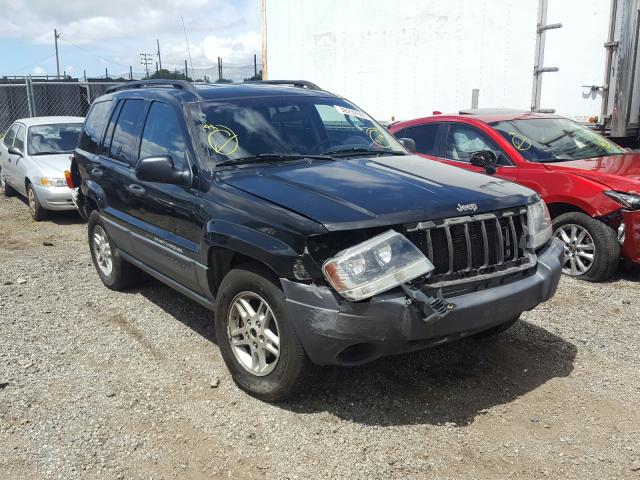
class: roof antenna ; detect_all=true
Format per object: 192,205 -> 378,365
181,16 -> 194,79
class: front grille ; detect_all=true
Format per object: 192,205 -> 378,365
405,207 -> 533,285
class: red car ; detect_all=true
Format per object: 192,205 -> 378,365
389,109 -> 640,281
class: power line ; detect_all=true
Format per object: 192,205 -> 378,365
3,54 -> 56,75
62,40 -> 131,69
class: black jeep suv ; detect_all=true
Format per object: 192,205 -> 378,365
71,79 -> 563,401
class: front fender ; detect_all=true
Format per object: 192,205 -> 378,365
204,220 -> 309,279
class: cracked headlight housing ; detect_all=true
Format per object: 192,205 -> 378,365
527,198 -> 552,249
604,190 -> 640,210
322,230 -> 434,301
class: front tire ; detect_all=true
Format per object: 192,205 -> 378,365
0,168 -> 16,197
552,212 -> 620,282
27,184 -> 48,221
88,211 -> 139,290
215,265 -> 312,401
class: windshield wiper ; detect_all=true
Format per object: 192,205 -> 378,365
321,147 -> 407,157
216,153 -> 333,167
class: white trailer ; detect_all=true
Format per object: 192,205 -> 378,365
263,0 -> 640,141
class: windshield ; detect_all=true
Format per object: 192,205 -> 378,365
27,123 -> 82,156
188,97 -> 405,166
489,117 -> 624,162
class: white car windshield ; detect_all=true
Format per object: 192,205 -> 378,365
27,124 -> 82,156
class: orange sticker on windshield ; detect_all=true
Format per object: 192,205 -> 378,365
205,124 -> 239,156
367,127 -> 391,148
509,132 -> 531,151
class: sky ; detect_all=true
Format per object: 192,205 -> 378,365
0,0 -> 261,79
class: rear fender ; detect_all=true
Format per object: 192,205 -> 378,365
81,179 -> 108,211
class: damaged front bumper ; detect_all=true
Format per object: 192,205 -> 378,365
281,238 -> 563,366
621,209 -> 640,264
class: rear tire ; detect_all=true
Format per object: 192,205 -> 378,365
88,211 -> 140,290
1,168 -> 16,197
471,314 -> 520,339
215,265 -> 312,402
552,212 -> 619,282
27,184 -> 48,222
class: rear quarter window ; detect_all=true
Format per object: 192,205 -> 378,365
79,100 -> 113,154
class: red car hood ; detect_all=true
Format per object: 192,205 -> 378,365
543,154 -> 640,192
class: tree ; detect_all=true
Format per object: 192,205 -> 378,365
150,69 -> 192,81
244,70 -> 263,82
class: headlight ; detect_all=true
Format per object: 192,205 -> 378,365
527,198 -> 552,249
40,177 -> 67,187
322,230 -> 434,301
604,190 -> 640,210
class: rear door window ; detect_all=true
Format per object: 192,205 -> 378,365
79,100 -> 113,154
105,99 -> 145,164
401,124 -> 441,155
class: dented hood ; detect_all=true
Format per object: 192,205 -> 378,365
220,155 -> 537,230
543,154 -> 640,193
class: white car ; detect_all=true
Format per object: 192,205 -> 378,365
0,116 -> 84,221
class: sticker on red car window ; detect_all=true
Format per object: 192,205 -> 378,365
335,105 -> 370,120
509,132 -> 532,151
204,124 -> 239,156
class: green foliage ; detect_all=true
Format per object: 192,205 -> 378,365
150,69 -> 192,81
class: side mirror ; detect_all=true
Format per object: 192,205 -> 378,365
469,150 -> 498,175
136,156 -> 191,185
398,137 -> 417,153
8,147 -> 23,157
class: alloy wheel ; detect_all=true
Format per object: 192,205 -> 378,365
227,291 -> 281,376
92,225 -> 113,277
554,223 -> 596,276
0,170 -> 6,192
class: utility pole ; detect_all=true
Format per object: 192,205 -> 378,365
254,54 -> 258,77
139,53 -> 153,79
156,39 -> 162,71
218,57 -> 222,82
54,29 -> 61,79
184,60 -> 188,79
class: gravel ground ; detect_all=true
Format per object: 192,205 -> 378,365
1,193 -> 639,480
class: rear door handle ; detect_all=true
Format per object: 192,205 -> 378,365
91,168 -> 104,178
126,184 -> 146,196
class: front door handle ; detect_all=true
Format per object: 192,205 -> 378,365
91,168 -> 104,178
126,184 -> 146,196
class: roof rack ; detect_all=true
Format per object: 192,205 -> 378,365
243,80 -> 322,90
105,79 -> 199,95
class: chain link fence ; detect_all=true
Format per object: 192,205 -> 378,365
0,79 -> 117,135
0,62 -> 263,135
